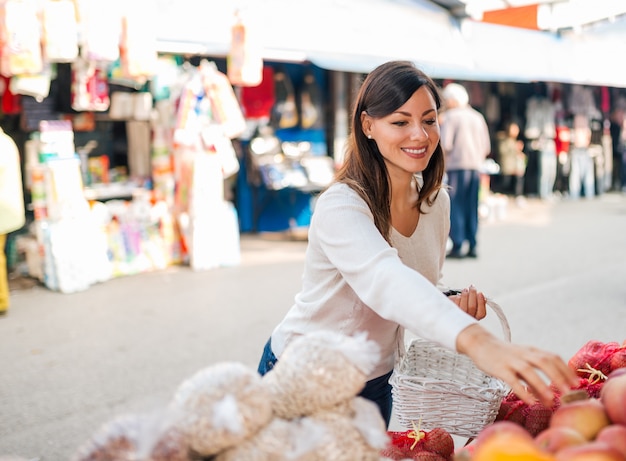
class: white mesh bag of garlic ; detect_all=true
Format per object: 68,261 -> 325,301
214,396 -> 389,461
295,410 -> 383,461
261,331 -> 381,419
213,417 -> 315,461
170,361 -> 273,456
340,396 -> 390,452
71,411 -> 192,461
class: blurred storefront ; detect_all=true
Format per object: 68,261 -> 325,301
2,0 -> 625,293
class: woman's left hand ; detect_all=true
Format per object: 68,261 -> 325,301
448,285 -> 487,320
456,324 -> 579,407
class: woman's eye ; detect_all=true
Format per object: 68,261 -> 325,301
392,121 -> 408,127
424,119 -> 437,125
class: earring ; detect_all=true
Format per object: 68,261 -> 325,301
367,134 -> 372,139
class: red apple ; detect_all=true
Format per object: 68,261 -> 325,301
596,424 -> 626,457
555,441 -> 624,461
534,426 -> 586,454
600,373 -> 626,425
472,422 -> 551,461
549,398 -> 610,441
474,420 -> 533,447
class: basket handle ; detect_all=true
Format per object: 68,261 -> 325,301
485,298 -> 511,343
395,296 -> 511,364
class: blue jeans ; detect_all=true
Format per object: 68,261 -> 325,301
569,149 -> 595,199
257,337 -> 393,427
446,169 -> 480,251
539,150 -> 557,199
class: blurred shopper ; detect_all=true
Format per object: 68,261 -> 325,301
568,114 -> 595,199
0,127 -> 25,314
609,107 -> 626,192
440,83 -> 491,258
525,88 -> 558,200
497,121 -> 527,204
554,121 -> 571,196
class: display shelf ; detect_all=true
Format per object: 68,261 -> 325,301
83,183 -> 143,201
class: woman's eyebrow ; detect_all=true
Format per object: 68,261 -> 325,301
393,108 -> 437,117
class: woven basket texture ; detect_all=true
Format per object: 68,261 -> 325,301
390,299 -> 511,438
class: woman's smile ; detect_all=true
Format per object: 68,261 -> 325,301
401,146 -> 427,158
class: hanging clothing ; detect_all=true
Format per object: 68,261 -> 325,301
525,97 -> 558,199
0,128 -> 25,234
240,66 -> 275,119
0,128 -> 25,313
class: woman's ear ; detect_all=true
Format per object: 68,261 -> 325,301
361,111 -> 372,138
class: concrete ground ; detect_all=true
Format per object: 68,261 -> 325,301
1,192 -> 625,459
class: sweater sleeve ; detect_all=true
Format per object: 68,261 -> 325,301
313,185 -> 476,351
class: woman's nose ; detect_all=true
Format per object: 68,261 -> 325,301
411,124 -> 428,140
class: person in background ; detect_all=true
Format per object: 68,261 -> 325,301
568,114 -> 595,199
497,121 -> 527,205
257,61 -> 578,427
439,83 -> 491,258
609,107 -> 626,192
525,90 -> 558,200
0,126 -> 26,314
0,233 -> 8,315
554,120 -> 571,196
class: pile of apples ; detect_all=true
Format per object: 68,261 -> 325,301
458,368 -> 626,460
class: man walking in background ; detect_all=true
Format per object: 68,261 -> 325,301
440,83 -> 491,259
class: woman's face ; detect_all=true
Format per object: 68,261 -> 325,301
362,86 -> 440,179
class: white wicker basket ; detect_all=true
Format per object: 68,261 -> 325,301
390,299 -> 511,438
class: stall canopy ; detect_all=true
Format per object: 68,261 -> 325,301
557,14 -> 626,88
155,0 -> 474,78
154,0 -> 626,87
457,19 -> 626,87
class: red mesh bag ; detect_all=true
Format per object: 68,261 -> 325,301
568,340 -> 625,378
522,402 -> 553,436
610,345 -> 626,371
494,377 -> 604,435
381,428 -> 454,461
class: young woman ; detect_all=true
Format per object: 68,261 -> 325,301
258,61 -> 577,426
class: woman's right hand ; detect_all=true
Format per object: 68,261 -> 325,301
447,285 -> 487,320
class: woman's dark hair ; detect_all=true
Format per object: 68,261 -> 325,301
335,60 -> 445,243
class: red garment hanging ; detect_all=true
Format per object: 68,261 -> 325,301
240,66 -> 275,119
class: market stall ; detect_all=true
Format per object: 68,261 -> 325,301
1,0 -> 338,292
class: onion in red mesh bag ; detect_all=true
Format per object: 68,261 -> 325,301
610,347 -> 626,372
381,426 -> 454,460
522,402 -> 553,436
262,331 -> 380,419
171,361 -> 273,456
568,340 -> 622,378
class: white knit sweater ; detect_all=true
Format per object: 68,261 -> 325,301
270,182 -> 477,380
